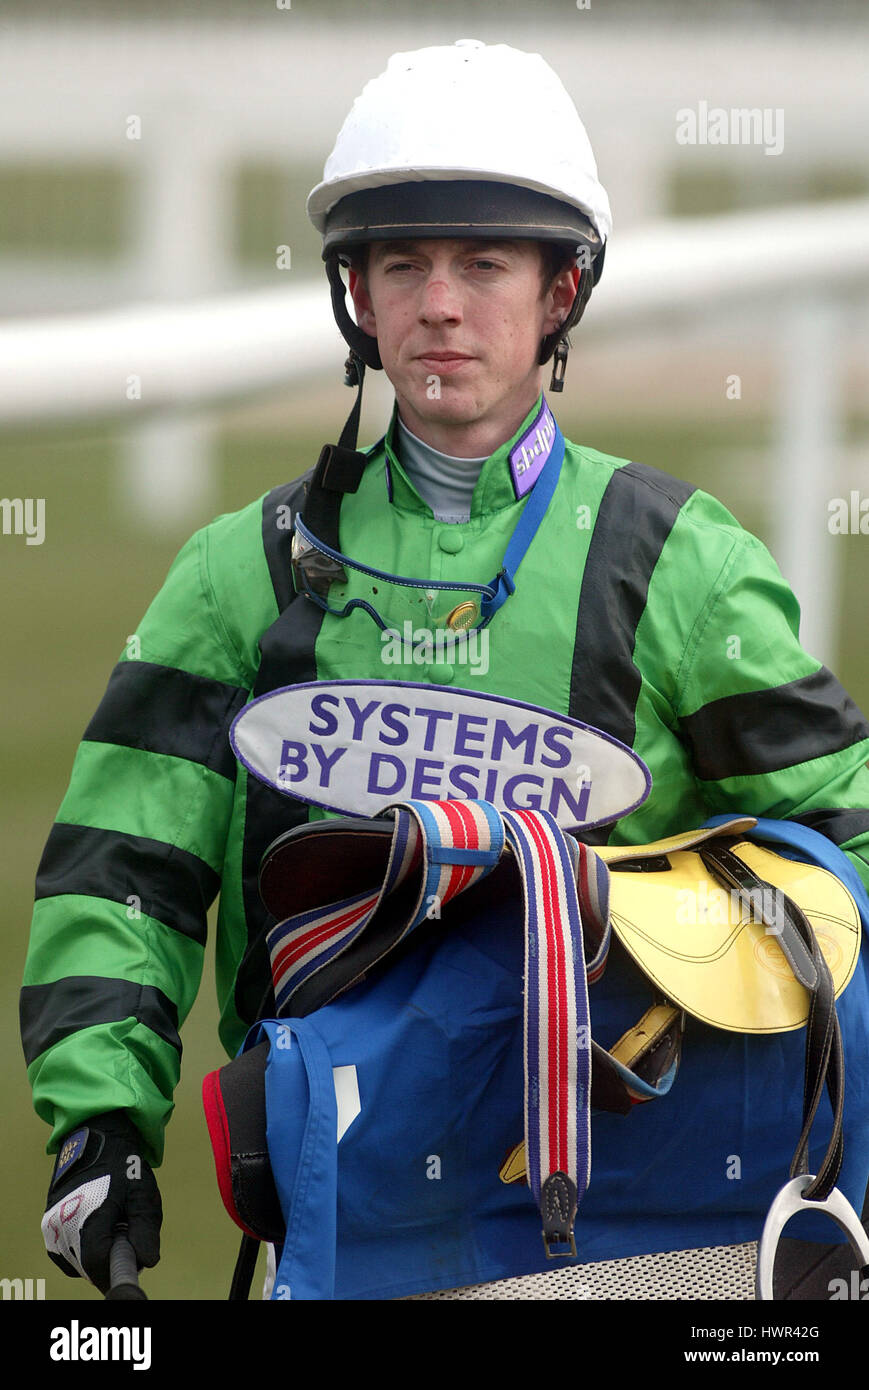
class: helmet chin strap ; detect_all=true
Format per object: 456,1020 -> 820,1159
304,349 -> 370,553
541,251 -> 601,390
336,338 -> 566,449
327,254 -> 382,370
339,350 -> 367,448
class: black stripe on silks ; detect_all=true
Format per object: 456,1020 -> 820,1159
569,462 -> 695,844
235,590 -> 327,1028
260,474 -> 313,615
83,662 -> 248,781
20,978 -> 181,1067
35,823 -> 217,946
789,807 -> 869,848
681,667 -> 869,782
232,477 -> 329,1027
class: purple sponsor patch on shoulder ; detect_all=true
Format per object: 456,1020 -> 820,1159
509,397 -> 557,499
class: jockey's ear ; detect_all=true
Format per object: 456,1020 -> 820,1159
347,268 -> 377,339
541,264 -> 580,340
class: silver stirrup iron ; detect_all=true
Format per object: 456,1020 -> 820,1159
756,1175 -> 869,1300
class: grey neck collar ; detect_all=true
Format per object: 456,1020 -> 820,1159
395,414 -> 488,524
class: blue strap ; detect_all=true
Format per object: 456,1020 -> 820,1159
427,845 -> 504,867
258,1019 -> 339,1302
294,516 -> 500,599
480,422 -> 565,623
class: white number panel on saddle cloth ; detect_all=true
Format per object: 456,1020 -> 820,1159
230,679 -> 652,830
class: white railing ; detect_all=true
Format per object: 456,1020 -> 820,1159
0,283 -> 341,424
3,201 -> 867,423
2,200 -> 867,663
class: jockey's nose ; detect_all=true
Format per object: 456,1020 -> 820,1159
417,266 -> 463,326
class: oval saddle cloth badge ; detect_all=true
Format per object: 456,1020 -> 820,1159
230,679 -> 652,831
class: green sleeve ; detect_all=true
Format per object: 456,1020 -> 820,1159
674,519 -> 869,895
21,522 -> 252,1166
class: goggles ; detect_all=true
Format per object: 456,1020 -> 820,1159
291,409 -> 566,636
292,517 -> 513,634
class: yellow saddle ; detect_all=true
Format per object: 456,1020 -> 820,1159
500,817 -> 861,1189
597,819 -> 861,1034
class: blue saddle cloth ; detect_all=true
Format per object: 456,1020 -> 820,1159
247,817 -> 869,1300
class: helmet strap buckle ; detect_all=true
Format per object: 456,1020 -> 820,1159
549,337 -> 569,393
343,351 -> 363,389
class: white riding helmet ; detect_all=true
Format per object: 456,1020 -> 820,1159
308,39 -> 611,378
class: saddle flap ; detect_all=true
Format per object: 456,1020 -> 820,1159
605,838 -> 861,1034
259,817 -> 397,920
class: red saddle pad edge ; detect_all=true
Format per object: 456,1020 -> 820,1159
202,1067 -> 263,1242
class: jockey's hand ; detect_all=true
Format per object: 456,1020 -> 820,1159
41,1110 -> 162,1293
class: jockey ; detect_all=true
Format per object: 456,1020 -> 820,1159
24,39 -> 869,1296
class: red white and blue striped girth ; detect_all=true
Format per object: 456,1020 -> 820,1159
265,798 -> 611,1256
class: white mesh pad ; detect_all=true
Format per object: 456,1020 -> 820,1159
403,1241 -> 758,1300
41,1174 -> 111,1280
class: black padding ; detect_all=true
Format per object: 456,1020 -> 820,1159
218,1041 -> 285,1246
322,180 -> 602,257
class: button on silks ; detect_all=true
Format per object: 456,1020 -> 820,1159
427,664 -> 455,684
437,531 -> 464,554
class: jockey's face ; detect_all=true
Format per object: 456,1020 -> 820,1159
348,238 -> 578,458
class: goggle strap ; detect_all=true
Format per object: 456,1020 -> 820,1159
490,425 -> 566,608
296,517 -> 498,599
302,356 -> 370,549
298,406 -> 565,630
